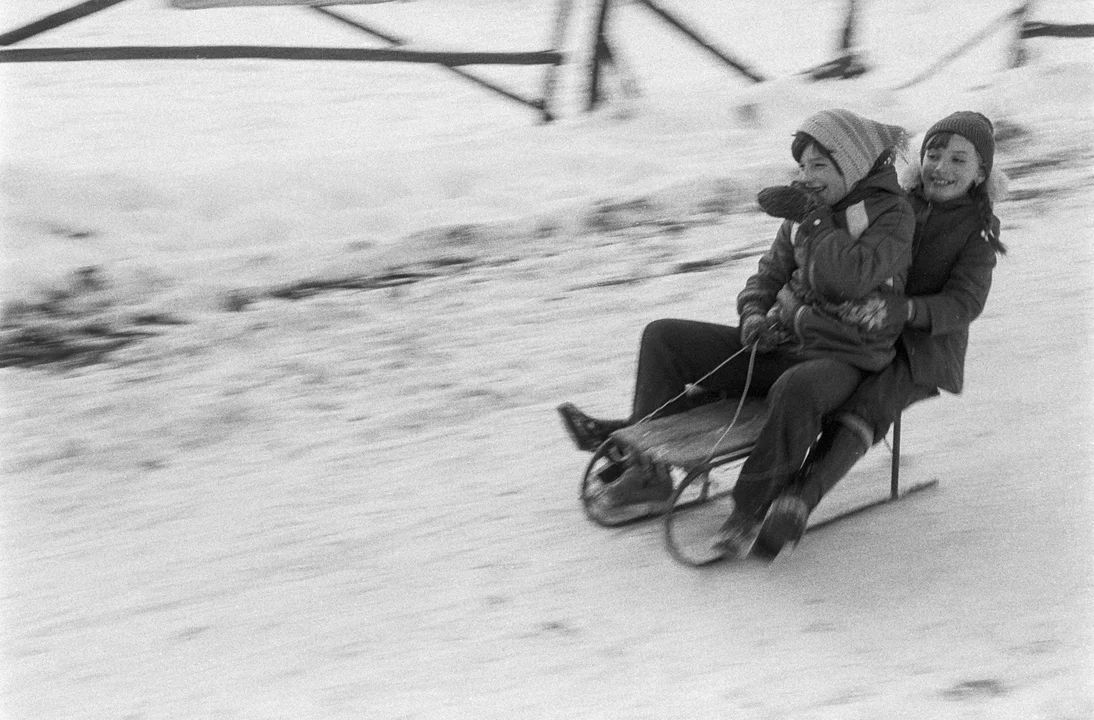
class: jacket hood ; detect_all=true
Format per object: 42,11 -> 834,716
899,158 -> 1009,205
836,163 -> 904,211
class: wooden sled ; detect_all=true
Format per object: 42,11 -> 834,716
579,398 -> 939,566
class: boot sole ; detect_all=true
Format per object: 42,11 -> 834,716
756,512 -> 806,556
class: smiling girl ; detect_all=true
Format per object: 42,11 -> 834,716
759,111 -> 1008,553
558,109 -> 917,538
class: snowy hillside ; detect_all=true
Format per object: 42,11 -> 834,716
1,0 -> 1092,718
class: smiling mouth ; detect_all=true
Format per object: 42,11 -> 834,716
928,177 -> 957,188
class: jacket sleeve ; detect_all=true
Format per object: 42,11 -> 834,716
737,220 -> 796,318
911,219 -> 999,335
803,193 -> 916,302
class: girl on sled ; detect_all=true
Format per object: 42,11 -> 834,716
560,110 -> 1005,560
559,108 -> 917,553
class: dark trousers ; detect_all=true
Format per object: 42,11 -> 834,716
839,343 -> 939,445
630,319 -> 863,520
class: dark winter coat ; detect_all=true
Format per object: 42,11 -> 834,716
737,164 -> 916,372
898,185 -> 1000,394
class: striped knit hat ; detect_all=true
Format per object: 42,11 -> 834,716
921,111 -> 995,179
796,109 -> 909,190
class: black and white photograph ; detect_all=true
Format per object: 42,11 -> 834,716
2,0 -> 1091,717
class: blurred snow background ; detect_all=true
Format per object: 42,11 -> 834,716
1,1 -> 1092,718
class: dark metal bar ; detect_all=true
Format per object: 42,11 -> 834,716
308,6 -> 404,46
807,479 -> 939,534
0,45 -> 563,66
838,0 -> 857,51
0,0 -> 133,47
586,0 -> 613,110
538,0 -> 574,122
891,411 -> 901,499
1021,21 -> 1094,39
632,0 -> 765,83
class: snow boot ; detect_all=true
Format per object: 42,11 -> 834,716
754,423 -> 868,556
756,494 -> 810,557
557,402 -> 629,452
711,509 -> 761,559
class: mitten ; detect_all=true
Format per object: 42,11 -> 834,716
835,293 -> 912,332
741,313 -> 780,353
739,313 -> 768,347
757,181 -> 824,223
773,285 -> 803,325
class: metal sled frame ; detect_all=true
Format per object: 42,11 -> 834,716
579,398 -> 938,562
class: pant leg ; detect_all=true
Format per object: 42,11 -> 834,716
630,318 -> 801,422
732,358 -> 864,519
839,348 -> 940,445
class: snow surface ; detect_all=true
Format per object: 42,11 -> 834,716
1,0 -> 1092,717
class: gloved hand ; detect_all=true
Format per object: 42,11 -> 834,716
740,313 -> 780,353
835,293 -> 914,332
756,181 -> 825,224
773,285 -> 803,325
881,293 -> 915,329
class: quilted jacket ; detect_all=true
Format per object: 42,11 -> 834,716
898,184 -> 1000,393
737,164 -> 916,371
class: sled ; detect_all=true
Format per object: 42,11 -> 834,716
579,398 -> 939,567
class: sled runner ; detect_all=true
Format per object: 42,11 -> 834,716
579,398 -> 939,567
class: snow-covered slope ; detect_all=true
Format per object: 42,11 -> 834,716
2,1 -> 1092,717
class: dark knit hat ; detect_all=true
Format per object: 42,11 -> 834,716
796,109 -> 909,189
921,111 -> 995,178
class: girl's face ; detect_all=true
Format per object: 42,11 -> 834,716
921,134 -> 985,202
798,144 -> 848,206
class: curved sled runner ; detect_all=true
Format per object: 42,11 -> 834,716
578,398 -> 939,566
581,398 -> 769,528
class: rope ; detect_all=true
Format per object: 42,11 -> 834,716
633,343 -> 752,425
702,342 -> 758,464
630,341 -> 762,466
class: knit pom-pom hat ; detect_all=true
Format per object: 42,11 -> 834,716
921,111 -> 995,179
796,109 -> 909,190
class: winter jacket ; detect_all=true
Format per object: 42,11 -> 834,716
737,164 -> 915,371
896,184 -> 1000,393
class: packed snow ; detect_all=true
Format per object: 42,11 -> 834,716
1,0 -> 1092,718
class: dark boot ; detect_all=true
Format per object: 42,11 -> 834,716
754,423 -> 869,558
755,494 -> 810,557
797,423 -> 869,511
557,403 -> 629,452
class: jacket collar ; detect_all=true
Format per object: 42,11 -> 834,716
834,164 -> 903,212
